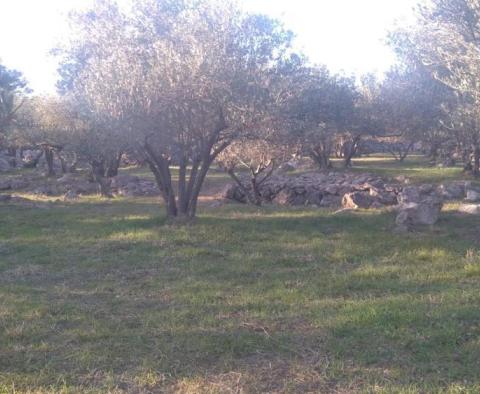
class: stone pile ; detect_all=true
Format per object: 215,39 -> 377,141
0,175 -> 40,192
42,173 -> 98,196
223,172 -> 400,209
223,173 -> 480,226
0,172 -> 161,199
0,172 -> 97,200
111,174 -> 159,197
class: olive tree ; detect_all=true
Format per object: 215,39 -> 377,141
379,66 -> 453,163
391,0 -> 480,175
18,96 -> 125,195
338,74 -> 385,167
57,0 -> 294,219
66,109 -> 126,197
16,96 -> 78,175
286,67 -> 357,169
216,125 -> 293,206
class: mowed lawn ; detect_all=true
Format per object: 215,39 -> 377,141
1,160 -> 480,393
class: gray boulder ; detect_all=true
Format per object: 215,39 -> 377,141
438,182 -> 466,200
319,194 -> 342,208
465,186 -> 480,202
398,186 -> 421,204
395,198 -> 443,230
305,190 -> 323,205
419,184 -> 436,194
272,189 -> 289,205
272,188 -> 307,206
222,183 -> 247,203
369,188 -> 398,205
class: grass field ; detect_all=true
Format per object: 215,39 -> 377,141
1,158 -> 480,393
336,155 -> 473,184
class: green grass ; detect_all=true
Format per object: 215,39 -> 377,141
346,155 -> 474,184
1,158 -> 480,393
1,201 -> 480,392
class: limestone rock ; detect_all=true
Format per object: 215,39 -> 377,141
319,194 -> 342,208
438,182 -> 466,200
465,186 -> 480,202
395,198 -> 443,229
111,174 -> 159,197
369,188 -> 397,205
398,186 -> 421,204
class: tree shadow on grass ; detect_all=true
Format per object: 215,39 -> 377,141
2,205 -> 480,391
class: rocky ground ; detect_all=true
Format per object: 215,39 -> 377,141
1,161 -> 480,230
0,172 -> 160,201
222,171 -> 480,229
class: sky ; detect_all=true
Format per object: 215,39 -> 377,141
0,0 -> 418,94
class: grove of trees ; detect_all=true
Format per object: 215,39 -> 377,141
3,0 -> 480,218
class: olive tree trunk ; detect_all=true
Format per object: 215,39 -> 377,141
473,145 -> 480,177
44,147 -> 56,177
143,114 -> 230,221
91,159 -> 114,198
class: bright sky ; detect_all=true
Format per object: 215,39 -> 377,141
0,0 -> 418,94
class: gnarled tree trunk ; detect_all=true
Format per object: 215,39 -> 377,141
106,152 -> 123,177
343,135 -> 361,168
44,147 -> 56,177
91,159 -> 113,198
143,111 -> 229,221
58,151 -> 78,174
7,147 -> 17,168
225,161 -> 276,207
310,144 -> 332,170
473,145 -> 480,177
